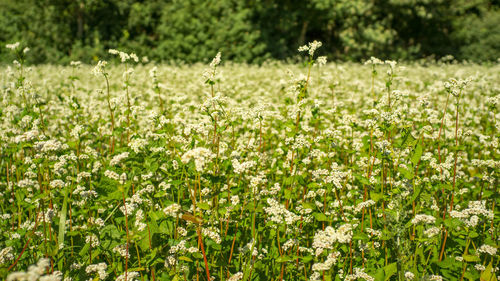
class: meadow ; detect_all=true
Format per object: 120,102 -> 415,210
0,42 -> 498,281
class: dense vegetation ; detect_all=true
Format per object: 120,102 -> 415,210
0,42 -> 498,280
0,0 -> 499,64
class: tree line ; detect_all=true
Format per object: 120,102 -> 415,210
0,0 -> 498,64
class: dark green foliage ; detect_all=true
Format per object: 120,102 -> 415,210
0,0 -> 498,64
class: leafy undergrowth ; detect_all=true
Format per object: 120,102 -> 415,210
0,43 -> 498,281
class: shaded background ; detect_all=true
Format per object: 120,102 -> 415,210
0,0 -> 499,64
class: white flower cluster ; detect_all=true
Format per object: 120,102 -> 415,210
228,272 -> 243,281
312,224 -> 354,256
181,147 -> 215,172
109,49 -> 139,63
163,203 -> 181,218
36,139 -> 65,153
311,251 -> 340,271
7,258 -> 60,281
232,159 -> 256,174
169,240 -> 197,254
85,263 -> 108,280
113,244 -> 130,259
91,60 -> 108,76
449,200 -> 494,228
411,214 -> 436,225
128,138 -> 148,153
298,40 -> 322,56
477,244 -> 497,256
6,42 -> 20,50
202,227 -> 222,244
110,152 -> 130,166
0,246 -> 14,264
104,170 -> 120,181
210,52 -> 221,68
405,271 -> 415,280
85,234 -> 100,248
423,226 -> 441,238
115,271 -> 140,281
355,200 -> 376,213
364,56 -> 384,65
315,56 -> 327,67
264,198 -> 300,225
344,268 -> 374,281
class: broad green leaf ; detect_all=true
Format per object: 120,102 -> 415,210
57,184 -> 69,251
178,256 -> 193,262
371,192 -> 383,202
314,212 -> 328,222
384,262 -> 397,281
411,144 -> 423,165
463,254 -> 481,262
480,262 -> 497,281
197,202 -> 210,210
276,255 -> 292,263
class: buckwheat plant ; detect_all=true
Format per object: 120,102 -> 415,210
0,41 -> 498,281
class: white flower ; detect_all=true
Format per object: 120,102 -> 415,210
210,52 -> 221,67
130,53 -> 139,62
228,272 -> 243,281
312,224 -> 353,256
429,275 -> 443,281
0,247 -> 14,264
316,56 -> 327,66
364,56 -> 384,65
110,152 -> 130,166
181,147 -> 214,172
411,214 -> 436,225
116,271 -> 140,281
6,42 -> 20,50
7,259 -> 53,281
475,264 -> 486,271
298,40 -> 323,56
405,271 -> 415,280
163,203 -> 181,217
478,244 -> 497,256
424,226 -> 441,238
92,60 -> 108,76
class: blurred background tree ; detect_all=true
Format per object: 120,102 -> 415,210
0,0 -> 498,64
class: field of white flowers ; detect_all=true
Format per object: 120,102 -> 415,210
0,42 -> 498,281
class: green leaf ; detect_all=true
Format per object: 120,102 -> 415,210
302,202 -> 315,210
276,255 -> 292,263
371,192 -> 383,202
178,256 -> 193,262
463,254 -> 481,262
355,174 -> 371,185
411,144 -> 423,165
481,261 -> 497,281
465,270 -> 480,281
197,202 -> 210,210
284,189 -> 292,199
437,257 -> 455,268
314,212 -> 328,222
57,184 -> 69,250
398,167 -> 414,179
300,255 -> 313,263
353,232 -> 369,241
374,267 -> 385,281
384,262 -> 397,281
